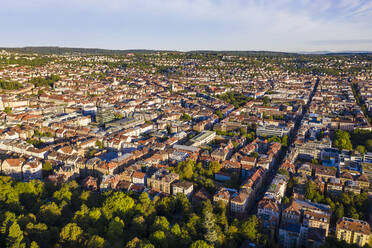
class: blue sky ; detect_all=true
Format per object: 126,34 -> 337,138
1,0 -> 372,52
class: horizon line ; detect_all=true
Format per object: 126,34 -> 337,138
1,45 -> 372,55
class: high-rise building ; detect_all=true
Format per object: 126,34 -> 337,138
96,106 -> 115,125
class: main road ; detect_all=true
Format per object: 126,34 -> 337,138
249,77 -> 320,214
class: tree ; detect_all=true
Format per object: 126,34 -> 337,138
313,191 -> 323,203
365,139 -> 372,152
181,113 -> 192,121
240,127 -> 247,136
28,74 -> 60,88
346,207 -> 359,219
202,203 -> 218,245
311,158 -> 319,164
278,169 -> 289,177
0,80 -> 23,90
38,202 -> 61,226
136,192 -> 155,217
102,192 -> 134,220
107,216 -> 124,240
150,230 -> 168,248
87,235 -> 106,248
341,192 -> 353,206
262,96 -> 270,106
334,204 -> 344,222
190,240 -> 213,248
177,160 -> 195,180
209,161 -> 221,174
125,237 -> 155,248
95,140 -> 104,149
151,216 -> 169,232
114,113 -> 123,119
305,181 -> 316,200
333,130 -> 352,150
156,196 -> 176,217
356,145 -> 366,154
130,215 -> 146,235
53,184 -> 72,203
170,223 -> 181,237
0,167 -> 276,248
282,196 -> 290,205
245,132 -> 256,142
251,152 -> 259,158
4,107 -> 12,115
25,222 -> 49,247
268,135 -> 281,143
59,223 -> 83,244
125,237 -> 141,248
6,221 -> 25,248
30,241 -> 39,248
215,110 -> 223,119
281,135 -> 288,147
175,193 -> 191,215
240,216 -> 259,242
232,141 -> 238,149
42,161 -> 53,177
88,149 -> 98,158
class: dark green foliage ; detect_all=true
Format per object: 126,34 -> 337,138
333,130 -> 352,150
216,92 -> 253,108
181,113 -> 192,121
240,216 -> 260,242
278,169 -> 289,177
366,139 -> 372,152
303,181 -> 370,225
305,181 -> 316,200
350,129 -> 372,152
114,113 -> 123,120
95,140 -> 104,150
41,161 -> 53,177
215,110 -> 223,119
190,240 -> 213,248
201,202 -> 218,245
28,74 -> 60,88
281,135 -> 288,147
33,130 -> 53,138
0,175 -> 266,248
0,55 -> 53,66
0,79 -> 23,90
356,145 -> 366,154
261,96 -> 270,106
267,135 -> 281,143
170,160 -> 222,193
26,139 -> 44,148
4,107 -> 12,114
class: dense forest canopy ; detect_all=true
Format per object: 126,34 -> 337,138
0,176 -> 267,248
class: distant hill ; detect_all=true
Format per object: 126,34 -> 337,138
298,50 -> 372,55
0,46 -> 162,55
0,46 -> 297,56
186,50 -> 298,56
323,51 -> 372,56
0,46 -> 371,56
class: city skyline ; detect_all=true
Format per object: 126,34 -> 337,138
2,0 -> 372,52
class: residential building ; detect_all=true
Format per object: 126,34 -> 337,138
336,217 -> 371,247
146,168 -> 179,194
172,180 -> 194,198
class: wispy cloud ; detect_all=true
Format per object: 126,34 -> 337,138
1,0 -> 372,51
